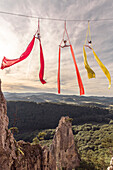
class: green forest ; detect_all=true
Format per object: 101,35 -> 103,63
7,101 -> 113,169
25,122 -> 113,170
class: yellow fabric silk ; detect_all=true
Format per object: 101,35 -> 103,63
83,21 -> 111,89
92,49 -> 111,89
83,46 -> 95,79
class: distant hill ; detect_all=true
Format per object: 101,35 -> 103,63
4,92 -> 113,109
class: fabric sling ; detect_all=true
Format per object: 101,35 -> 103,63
39,41 -> 46,84
83,22 -> 111,89
1,36 -> 35,69
58,21 -> 85,95
1,19 -> 46,85
35,19 -> 46,84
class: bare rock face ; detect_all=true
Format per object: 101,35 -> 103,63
13,141 -> 42,170
0,80 -> 42,170
0,79 -> 80,170
42,117 -> 80,170
0,79 -> 16,170
0,79 -> 7,115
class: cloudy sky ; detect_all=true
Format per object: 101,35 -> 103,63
0,0 -> 113,96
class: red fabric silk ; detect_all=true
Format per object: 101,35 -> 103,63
39,41 -> 46,84
57,46 -> 61,93
70,45 -> 85,95
57,45 -> 85,95
1,36 -> 35,69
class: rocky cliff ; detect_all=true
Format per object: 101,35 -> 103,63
42,117 -> 80,169
0,79 -> 80,170
0,79 -> 16,169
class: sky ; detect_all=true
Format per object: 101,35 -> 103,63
0,0 -> 113,96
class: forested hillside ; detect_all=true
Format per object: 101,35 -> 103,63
7,101 -> 112,131
30,123 -> 113,170
7,101 -> 113,140
7,101 -> 113,169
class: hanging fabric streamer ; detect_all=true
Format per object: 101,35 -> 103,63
35,19 -> 46,84
70,45 -> 85,95
1,19 -> 46,85
1,36 -> 35,69
83,46 -> 95,79
39,41 -> 46,84
83,21 -> 111,89
58,21 -> 85,95
58,46 -> 61,93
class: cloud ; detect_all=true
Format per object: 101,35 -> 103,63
0,0 -> 113,96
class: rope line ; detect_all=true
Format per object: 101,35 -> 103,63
1,10 -> 113,22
